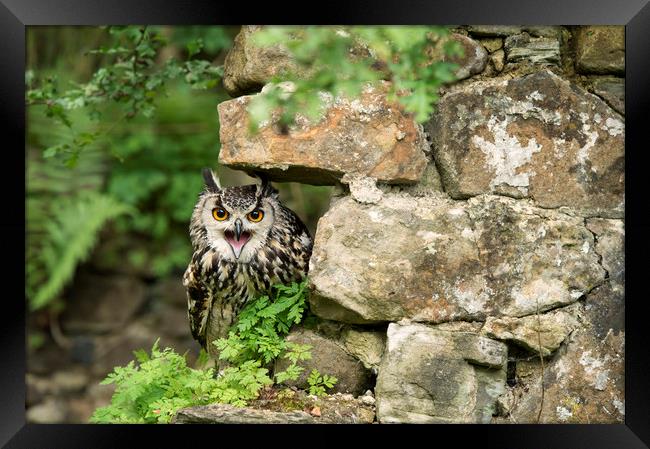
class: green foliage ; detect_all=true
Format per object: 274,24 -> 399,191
26,190 -> 132,310
213,280 -> 309,365
247,25 -> 462,131
90,339 -> 273,423
307,369 -> 338,397
26,26 -> 227,164
99,86 -> 225,277
26,27 -> 232,300
92,280 -> 336,423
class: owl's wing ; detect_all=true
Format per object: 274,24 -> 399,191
183,260 -> 211,348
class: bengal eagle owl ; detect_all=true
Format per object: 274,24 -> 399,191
183,169 -> 312,356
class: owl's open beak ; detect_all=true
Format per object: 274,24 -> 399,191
234,219 -> 243,241
225,219 -> 251,259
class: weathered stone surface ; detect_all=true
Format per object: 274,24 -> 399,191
174,391 -> 375,424
375,323 -> 506,423
482,308 -> 579,356
218,82 -> 429,185
590,77 -> 625,115
469,26 -> 562,38
341,328 -> 386,371
445,34 -> 487,80
391,162 -> 444,197
480,38 -> 503,53
494,304 -> 624,423
586,218 -> 624,285
428,70 -> 624,218
468,25 -> 522,37
175,403 -> 315,424
222,26 -> 306,97
274,328 -> 373,395
575,26 -> 625,75
493,217 -> 623,423
584,218 -> 624,339
341,174 -> 384,204
309,193 -> 605,324
61,274 -> 146,334
504,34 -> 560,65
490,49 -> 505,72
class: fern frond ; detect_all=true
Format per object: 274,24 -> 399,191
28,191 -> 132,310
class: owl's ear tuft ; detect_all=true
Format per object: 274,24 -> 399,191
253,172 -> 279,199
202,168 -> 222,193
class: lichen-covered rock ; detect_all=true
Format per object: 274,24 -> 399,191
391,162 -> 444,197
589,77 -> 625,115
375,322 -> 507,423
490,49 -> 505,72
218,82 -> 429,185
428,69 -> 624,218
481,308 -> 579,356
469,26 -> 562,38
494,305 -> 624,423
273,328 -> 373,395
584,218 -> 624,339
222,26 -> 306,97
494,217 -> 624,424
173,391 -> 375,424
309,193 -> 605,324
341,174 -> 384,204
479,38 -> 503,53
575,26 -> 625,75
341,328 -> 386,371
468,25 -> 522,36
504,34 -> 560,65
586,218 -> 624,285
443,34 -> 487,80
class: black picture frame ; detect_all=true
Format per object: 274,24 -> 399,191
4,1 -> 649,447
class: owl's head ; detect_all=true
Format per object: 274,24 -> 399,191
190,168 -> 280,263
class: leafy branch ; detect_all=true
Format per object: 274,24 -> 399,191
26,26 -> 225,166
247,25 -> 463,132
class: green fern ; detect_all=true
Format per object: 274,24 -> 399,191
27,191 -> 132,310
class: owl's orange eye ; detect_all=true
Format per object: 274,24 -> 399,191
212,208 -> 229,221
247,209 -> 264,222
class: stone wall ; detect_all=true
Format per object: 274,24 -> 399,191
216,25 -> 624,424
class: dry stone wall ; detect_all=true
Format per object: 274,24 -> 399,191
214,25 -> 625,424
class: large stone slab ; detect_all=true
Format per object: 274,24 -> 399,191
222,26 -> 306,97
469,26 -> 563,39
218,82 -> 429,185
494,304 -> 624,423
443,34 -> 487,80
308,192 -> 605,324
273,328 -> 373,395
375,322 -> 507,423
481,308 -> 579,357
173,391 -> 375,424
589,77 -> 625,115
223,26 -> 488,96
427,70 -> 624,218
494,216 -> 624,424
504,34 -> 560,65
585,218 -> 624,339
574,26 -> 625,75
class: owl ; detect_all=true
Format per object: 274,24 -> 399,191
183,168 -> 312,355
